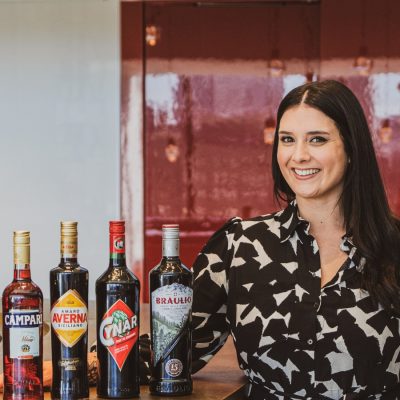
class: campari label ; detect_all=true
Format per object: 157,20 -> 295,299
4,309 -> 42,359
99,299 -> 138,370
51,289 -> 88,347
151,283 -> 193,365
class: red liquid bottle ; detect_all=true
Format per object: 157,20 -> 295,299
2,231 -> 44,400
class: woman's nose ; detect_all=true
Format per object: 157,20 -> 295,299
292,141 -> 311,162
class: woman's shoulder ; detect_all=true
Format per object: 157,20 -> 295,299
213,208 -> 287,241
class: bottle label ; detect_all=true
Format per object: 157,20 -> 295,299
165,358 -> 183,377
61,236 -> 77,258
99,299 -> 138,371
110,234 -> 125,258
58,358 -> 81,371
51,289 -> 88,348
4,309 -> 42,359
14,246 -> 30,266
151,283 -> 193,366
162,238 -> 179,257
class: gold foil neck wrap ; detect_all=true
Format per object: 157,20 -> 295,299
60,221 -> 78,257
13,230 -> 30,265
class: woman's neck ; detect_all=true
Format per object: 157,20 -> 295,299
296,196 -> 345,235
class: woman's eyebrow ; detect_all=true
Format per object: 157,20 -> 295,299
278,130 -> 293,135
278,130 -> 331,135
307,130 -> 330,135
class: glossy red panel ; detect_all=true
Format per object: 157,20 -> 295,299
143,2 -> 321,302
121,1 -> 400,301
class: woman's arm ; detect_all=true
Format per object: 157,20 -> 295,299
191,218 -> 240,373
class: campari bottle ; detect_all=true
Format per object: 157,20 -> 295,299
50,221 -> 89,399
96,221 -> 140,398
149,224 -> 193,395
2,231 -> 44,400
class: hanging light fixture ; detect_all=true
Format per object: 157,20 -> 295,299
267,9 -> 285,78
165,138 -> 179,162
305,69 -> 315,83
146,25 -> 161,47
263,117 -> 276,145
353,1 -> 373,76
379,119 -> 393,144
269,49 -> 286,77
378,3 -> 392,144
353,46 -> 373,76
302,7 -> 317,83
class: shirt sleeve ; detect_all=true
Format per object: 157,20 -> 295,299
191,217 -> 241,373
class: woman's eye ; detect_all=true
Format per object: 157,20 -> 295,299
280,136 -> 294,143
310,136 -> 327,143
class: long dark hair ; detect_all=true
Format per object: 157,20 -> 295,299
272,79 -> 400,314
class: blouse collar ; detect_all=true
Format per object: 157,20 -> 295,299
277,200 -> 365,272
278,199 -> 309,243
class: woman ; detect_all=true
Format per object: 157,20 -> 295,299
191,80 -> 400,399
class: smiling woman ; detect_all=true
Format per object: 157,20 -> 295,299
190,80 -> 400,399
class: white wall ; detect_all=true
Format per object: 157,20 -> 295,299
0,0 -> 120,299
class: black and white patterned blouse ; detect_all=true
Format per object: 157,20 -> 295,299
191,201 -> 400,399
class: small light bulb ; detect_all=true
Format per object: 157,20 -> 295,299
379,119 -> 393,144
165,138 -> 179,162
263,117 -> 276,145
353,54 -> 373,76
268,58 -> 286,78
146,25 -> 160,47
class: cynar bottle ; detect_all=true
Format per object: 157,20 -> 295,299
149,224 -> 193,395
2,231 -> 44,400
96,221 -> 140,398
50,221 -> 89,400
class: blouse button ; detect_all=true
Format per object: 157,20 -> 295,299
307,339 -> 314,345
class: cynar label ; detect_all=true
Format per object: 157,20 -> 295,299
110,234 -> 125,255
99,299 -> 138,370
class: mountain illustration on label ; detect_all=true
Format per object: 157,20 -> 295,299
51,289 -> 88,348
151,283 -> 193,365
99,299 -> 138,370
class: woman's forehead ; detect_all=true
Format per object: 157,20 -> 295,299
280,105 -> 338,134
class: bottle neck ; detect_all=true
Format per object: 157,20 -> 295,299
60,235 -> 78,265
162,237 -> 180,258
14,264 -> 31,280
109,232 -> 127,268
13,240 -> 31,280
60,256 -> 78,265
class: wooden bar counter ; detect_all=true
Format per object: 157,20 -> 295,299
41,302 -> 246,400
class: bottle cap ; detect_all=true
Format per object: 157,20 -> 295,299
60,221 -> 78,257
61,221 -> 78,236
162,224 -> 179,240
14,230 -> 30,245
14,230 -> 30,265
110,220 -> 125,234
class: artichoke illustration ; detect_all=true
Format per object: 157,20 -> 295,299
112,310 -> 129,337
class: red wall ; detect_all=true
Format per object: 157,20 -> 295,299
121,0 -> 400,300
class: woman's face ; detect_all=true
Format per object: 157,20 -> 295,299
277,104 -> 348,204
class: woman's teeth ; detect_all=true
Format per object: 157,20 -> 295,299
294,168 -> 320,176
